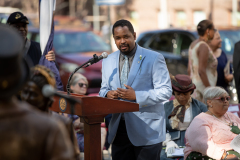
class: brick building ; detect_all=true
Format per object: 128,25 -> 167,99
109,0 -> 240,34
1,0 -> 240,34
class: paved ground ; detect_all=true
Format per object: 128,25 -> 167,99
79,148 -> 112,160
103,149 -> 112,160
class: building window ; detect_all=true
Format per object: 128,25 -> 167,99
176,11 -> 187,27
193,11 -> 206,26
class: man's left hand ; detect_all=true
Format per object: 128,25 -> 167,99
117,84 -> 136,100
45,50 -> 55,61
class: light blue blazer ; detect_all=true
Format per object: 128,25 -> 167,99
99,45 -> 172,146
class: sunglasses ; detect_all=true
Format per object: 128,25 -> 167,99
213,96 -> 230,102
78,83 -> 88,88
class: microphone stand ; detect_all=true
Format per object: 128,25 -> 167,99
66,54 -> 99,95
67,98 -> 79,143
65,54 -> 99,143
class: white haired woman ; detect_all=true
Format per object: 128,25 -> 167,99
68,73 -> 88,152
70,73 -> 88,95
69,73 -> 106,152
184,86 -> 240,159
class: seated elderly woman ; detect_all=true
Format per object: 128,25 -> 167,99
160,74 -> 207,160
69,73 -> 106,152
70,73 -> 88,95
184,86 -> 240,160
68,73 -> 88,152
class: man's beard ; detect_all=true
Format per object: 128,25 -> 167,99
119,44 -> 130,54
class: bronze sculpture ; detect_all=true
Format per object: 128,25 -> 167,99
0,24 -> 74,160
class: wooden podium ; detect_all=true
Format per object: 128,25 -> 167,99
50,91 -> 139,160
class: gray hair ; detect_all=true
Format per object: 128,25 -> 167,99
203,86 -> 228,104
69,73 -> 88,86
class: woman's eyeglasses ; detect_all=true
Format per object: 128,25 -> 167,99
78,83 -> 88,88
213,96 -> 230,102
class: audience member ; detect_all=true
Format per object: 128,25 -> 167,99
188,20 -> 218,102
7,12 -> 55,66
233,41 -> 240,102
208,30 -> 233,91
160,74 -> 207,160
69,73 -> 107,152
184,86 -> 240,159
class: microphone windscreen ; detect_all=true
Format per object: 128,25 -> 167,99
102,52 -> 108,58
42,84 -> 55,97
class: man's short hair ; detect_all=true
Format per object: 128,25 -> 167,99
112,19 -> 134,35
7,12 -> 29,25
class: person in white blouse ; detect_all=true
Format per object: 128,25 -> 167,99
160,74 -> 208,160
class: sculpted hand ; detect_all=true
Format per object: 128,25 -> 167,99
162,133 -> 171,146
107,90 -> 118,99
165,141 -> 179,154
117,84 -> 136,100
45,50 -> 55,61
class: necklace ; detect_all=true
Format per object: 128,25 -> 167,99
208,110 -> 232,126
207,110 -> 240,134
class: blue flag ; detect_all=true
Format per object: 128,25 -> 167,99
39,0 -> 63,91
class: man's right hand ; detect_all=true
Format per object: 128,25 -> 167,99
107,90 -> 118,99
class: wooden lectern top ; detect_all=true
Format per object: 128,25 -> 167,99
50,91 -> 139,117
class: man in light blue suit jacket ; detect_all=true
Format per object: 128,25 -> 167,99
99,19 -> 172,160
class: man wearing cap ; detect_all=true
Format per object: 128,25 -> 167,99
7,12 -> 55,66
0,24 -> 75,159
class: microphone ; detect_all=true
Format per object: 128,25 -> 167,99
42,85 -> 81,104
66,52 -> 108,94
98,51 -> 108,60
86,52 -> 108,66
